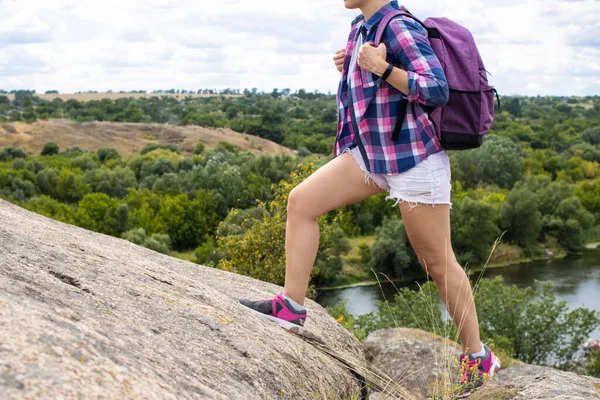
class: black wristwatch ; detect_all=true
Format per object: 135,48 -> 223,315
381,63 -> 394,81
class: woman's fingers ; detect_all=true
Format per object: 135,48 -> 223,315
334,48 -> 345,72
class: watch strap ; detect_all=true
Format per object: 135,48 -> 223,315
381,63 -> 394,81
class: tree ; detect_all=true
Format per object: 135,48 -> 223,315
0,146 -> 27,162
122,228 -> 170,254
24,195 -> 75,223
582,127 -> 600,145
475,277 -> 600,365
21,97 -> 37,123
97,148 -> 121,163
111,102 -> 150,123
194,142 -> 205,155
71,155 -> 98,171
500,186 -> 542,253
0,173 -> 35,201
41,142 -> 59,156
83,167 -> 136,198
156,190 -> 219,250
576,179 -> 600,221
331,277 -> 600,368
452,135 -> 524,189
10,111 -> 22,121
217,163 -> 350,288
451,197 -> 502,266
370,216 -> 419,279
75,192 -> 119,235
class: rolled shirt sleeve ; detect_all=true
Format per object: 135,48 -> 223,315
385,17 -> 449,107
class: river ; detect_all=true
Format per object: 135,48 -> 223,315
316,248 -> 600,339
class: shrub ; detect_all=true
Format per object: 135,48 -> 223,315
41,142 -> 59,156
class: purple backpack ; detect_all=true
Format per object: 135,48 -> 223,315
375,6 -> 498,150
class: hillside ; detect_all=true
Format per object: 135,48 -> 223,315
0,198 -> 365,399
0,120 -> 294,158
6,92 -> 241,102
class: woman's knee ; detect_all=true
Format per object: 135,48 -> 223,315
287,186 -> 320,220
418,254 -> 459,281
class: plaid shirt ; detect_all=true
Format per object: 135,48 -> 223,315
333,2 -> 449,175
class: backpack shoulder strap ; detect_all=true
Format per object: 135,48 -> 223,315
375,8 -> 428,45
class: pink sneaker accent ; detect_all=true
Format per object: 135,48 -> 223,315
238,293 -> 307,333
456,344 -> 501,397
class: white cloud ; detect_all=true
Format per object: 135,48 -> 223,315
0,0 -> 599,95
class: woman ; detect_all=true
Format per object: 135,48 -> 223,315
239,0 -> 500,395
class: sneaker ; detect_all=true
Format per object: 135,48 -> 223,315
455,344 -> 501,398
238,293 -> 307,334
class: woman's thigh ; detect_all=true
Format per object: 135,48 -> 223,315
289,152 -> 385,219
399,202 -> 457,272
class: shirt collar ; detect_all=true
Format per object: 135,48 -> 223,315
353,2 -> 399,32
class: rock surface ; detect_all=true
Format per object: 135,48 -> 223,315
3,197 -> 600,400
470,366 -> 600,400
364,328 -> 463,399
365,328 -> 600,399
0,199 -> 366,399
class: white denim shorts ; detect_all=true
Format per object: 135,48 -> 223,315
344,146 -> 452,210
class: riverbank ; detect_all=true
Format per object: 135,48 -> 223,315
318,243 -> 598,292
316,248 -> 600,342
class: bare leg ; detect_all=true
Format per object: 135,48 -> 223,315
283,152 -> 384,305
399,203 -> 482,354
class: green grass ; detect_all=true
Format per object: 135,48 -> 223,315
342,235 -> 377,262
169,250 -> 196,262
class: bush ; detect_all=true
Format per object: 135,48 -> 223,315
329,276 -> 600,369
41,142 -> 59,156
194,142 -> 205,155
216,162 -> 350,289
354,281 -> 450,338
476,276 -> 600,365
122,228 -> 171,254
587,349 -> 600,377
140,143 -> 180,155
500,186 -> 542,253
451,197 -> 502,266
71,154 -> 98,171
194,237 -> 222,267
0,173 -> 35,201
0,146 -> 27,161
143,233 -> 171,254
97,148 -> 121,163
370,216 -> 419,280
326,301 -> 367,341
122,227 -> 146,245
12,158 -> 26,170
24,195 -> 75,223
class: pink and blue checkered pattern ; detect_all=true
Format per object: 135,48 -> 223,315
333,2 -> 449,175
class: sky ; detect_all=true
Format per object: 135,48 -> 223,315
1,0 -> 599,97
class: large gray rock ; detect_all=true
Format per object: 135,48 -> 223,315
470,366 -> 600,400
364,328 -> 600,400
364,328 -> 462,399
0,199 -> 367,399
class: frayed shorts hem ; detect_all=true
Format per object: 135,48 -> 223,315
384,195 -> 452,211
343,146 -> 453,211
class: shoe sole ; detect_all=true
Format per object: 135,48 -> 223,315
238,301 -> 305,334
489,354 -> 502,378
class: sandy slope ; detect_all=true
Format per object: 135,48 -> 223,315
0,120 -> 294,158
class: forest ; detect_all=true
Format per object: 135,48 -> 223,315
0,90 -> 598,289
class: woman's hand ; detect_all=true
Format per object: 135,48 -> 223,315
333,48 -> 345,73
358,42 -> 388,76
